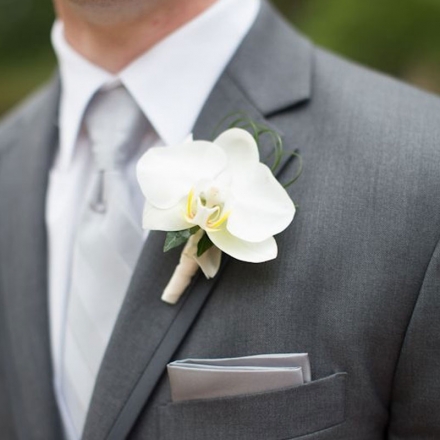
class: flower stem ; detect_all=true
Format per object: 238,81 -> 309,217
161,233 -> 201,304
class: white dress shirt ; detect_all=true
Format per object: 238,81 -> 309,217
47,0 -> 260,430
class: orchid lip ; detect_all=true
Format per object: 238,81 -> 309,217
185,186 -> 230,231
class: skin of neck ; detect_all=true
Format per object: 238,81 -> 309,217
53,0 -> 218,73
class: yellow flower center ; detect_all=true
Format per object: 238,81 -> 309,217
185,187 -> 230,231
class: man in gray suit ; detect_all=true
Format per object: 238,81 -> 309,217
1,0 -> 440,438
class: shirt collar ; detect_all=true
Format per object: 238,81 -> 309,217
52,0 -> 260,170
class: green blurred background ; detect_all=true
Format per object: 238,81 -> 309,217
1,0 -> 440,116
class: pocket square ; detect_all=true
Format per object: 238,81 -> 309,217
167,353 -> 311,402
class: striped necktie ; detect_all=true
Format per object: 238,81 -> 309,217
60,86 -> 145,439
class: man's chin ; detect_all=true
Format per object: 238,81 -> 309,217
65,0 -> 159,25
66,0 -> 157,11
69,0 -> 137,5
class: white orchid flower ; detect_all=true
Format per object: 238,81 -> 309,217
136,128 -> 295,303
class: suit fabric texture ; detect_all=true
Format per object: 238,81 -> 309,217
1,2 -> 440,439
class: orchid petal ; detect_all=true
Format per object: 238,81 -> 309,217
214,128 -> 260,175
227,163 -> 295,242
195,244 -> 222,278
136,141 -> 227,209
183,133 -> 194,143
208,228 -> 277,263
142,199 -> 192,231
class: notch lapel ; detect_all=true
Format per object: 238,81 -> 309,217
0,78 -> 63,439
83,2 -> 313,439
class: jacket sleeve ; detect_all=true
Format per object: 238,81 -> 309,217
387,236 -> 440,439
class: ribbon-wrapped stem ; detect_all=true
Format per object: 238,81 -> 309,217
161,232 -> 201,304
161,230 -> 222,304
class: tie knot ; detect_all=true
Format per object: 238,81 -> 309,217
85,86 -> 145,171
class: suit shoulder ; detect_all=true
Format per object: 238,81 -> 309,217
313,46 -> 440,128
0,78 -> 59,155
310,46 -> 440,159
300,46 -> 440,213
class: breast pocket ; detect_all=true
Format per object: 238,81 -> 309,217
158,372 -> 347,440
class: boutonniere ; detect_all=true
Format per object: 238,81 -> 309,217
136,116 -> 301,304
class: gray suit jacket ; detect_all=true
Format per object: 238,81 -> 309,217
1,2 -> 440,439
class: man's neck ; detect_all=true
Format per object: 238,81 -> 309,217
54,0 -> 218,73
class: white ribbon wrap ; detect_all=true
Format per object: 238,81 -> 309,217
161,231 -> 222,304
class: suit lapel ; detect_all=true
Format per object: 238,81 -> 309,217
83,2 -> 313,439
0,78 -> 63,439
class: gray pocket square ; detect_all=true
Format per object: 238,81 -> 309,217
167,353 -> 311,402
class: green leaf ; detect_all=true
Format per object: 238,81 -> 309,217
163,227 -> 199,253
197,233 -> 214,257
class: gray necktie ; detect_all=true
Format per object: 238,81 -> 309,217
60,86 -> 145,438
